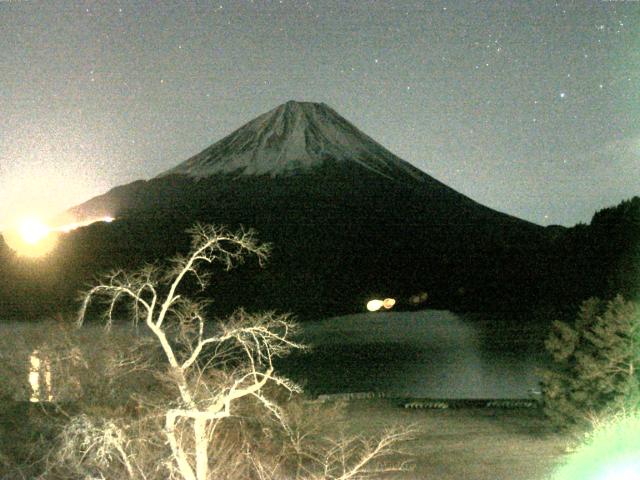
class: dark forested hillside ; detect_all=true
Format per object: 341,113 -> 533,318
2,195 -> 638,322
0,164 -> 552,321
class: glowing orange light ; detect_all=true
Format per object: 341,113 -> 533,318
3,216 -> 57,257
382,298 -> 396,309
18,218 -> 50,245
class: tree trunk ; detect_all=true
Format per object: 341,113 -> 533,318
194,417 -> 208,480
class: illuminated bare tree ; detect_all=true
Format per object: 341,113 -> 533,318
78,224 -> 306,480
76,224 -> 415,480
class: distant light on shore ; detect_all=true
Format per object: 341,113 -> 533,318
409,292 -> 429,305
366,297 -> 396,312
383,298 -> 396,309
366,299 -> 384,312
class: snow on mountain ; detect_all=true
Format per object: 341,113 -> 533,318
157,100 -> 427,182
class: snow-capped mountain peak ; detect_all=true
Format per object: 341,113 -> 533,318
157,101 -> 426,181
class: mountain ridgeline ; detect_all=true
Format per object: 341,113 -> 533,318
1,102 -> 637,320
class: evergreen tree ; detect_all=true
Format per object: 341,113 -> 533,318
541,295 -> 640,428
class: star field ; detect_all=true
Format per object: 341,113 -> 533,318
0,0 -> 638,226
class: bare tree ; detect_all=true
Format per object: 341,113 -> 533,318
75,224 -> 415,480
78,224 -> 304,480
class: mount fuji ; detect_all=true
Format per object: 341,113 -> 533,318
7,101 -> 554,319
160,100 -> 429,181
66,100 -> 533,231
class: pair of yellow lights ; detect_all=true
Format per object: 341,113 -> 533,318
366,298 -> 396,312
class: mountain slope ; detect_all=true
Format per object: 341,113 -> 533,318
14,101 -> 554,319
68,101 -> 530,230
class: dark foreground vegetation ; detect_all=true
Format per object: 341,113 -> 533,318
0,214 -> 639,478
1,394 -> 570,480
0,227 -> 418,479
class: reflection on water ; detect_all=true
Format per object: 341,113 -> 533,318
278,310 -> 549,399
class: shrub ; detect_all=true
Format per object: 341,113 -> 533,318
0,320 -> 166,479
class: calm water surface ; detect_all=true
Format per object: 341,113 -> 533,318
278,310 -> 550,399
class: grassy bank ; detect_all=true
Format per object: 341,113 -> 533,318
337,398 -> 568,480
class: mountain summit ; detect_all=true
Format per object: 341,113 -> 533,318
158,100 -> 425,181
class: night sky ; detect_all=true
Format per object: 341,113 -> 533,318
1,1 -> 638,228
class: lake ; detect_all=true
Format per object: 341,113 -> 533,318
1,309 -> 552,401
278,310 -> 551,399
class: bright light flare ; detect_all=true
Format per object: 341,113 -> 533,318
600,461 -> 640,480
18,217 -> 50,245
2,216 -> 57,257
